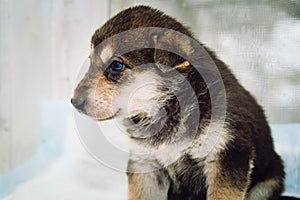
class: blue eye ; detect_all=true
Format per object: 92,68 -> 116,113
110,60 -> 125,72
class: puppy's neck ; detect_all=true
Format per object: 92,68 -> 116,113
123,95 -> 196,146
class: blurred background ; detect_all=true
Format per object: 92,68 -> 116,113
0,0 -> 299,199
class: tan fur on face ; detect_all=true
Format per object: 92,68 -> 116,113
92,74 -> 117,120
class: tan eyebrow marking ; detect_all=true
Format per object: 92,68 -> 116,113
174,61 -> 190,70
100,45 -> 113,63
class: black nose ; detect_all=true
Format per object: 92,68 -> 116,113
71,97 -> 85,110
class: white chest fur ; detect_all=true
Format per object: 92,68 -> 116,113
129,123 -> 233,169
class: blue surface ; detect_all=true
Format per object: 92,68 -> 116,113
0,100 -> 71,198
0,101 -> 299,198
272,124 -> 300,196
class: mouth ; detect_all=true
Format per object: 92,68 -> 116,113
94,108 -> 121,121
74,107 -> 88,115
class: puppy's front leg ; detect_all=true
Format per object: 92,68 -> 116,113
204,149 -> 252,200
127,160 -> 170,200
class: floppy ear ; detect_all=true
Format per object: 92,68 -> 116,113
152,31 -> 193,71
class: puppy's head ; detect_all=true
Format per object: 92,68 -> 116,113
71,6 -> 197,122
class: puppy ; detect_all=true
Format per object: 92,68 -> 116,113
71,5 -> 290,200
